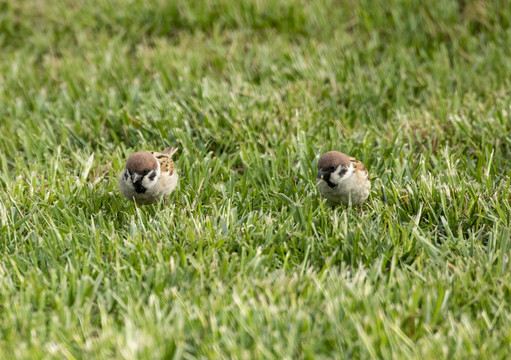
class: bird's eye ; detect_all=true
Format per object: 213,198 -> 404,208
143,170 -> 149,175
329,166 -> 335,171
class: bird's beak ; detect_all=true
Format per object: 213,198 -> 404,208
317,169 -> 325,180
131,173 -> 141,183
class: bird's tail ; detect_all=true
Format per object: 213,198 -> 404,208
163,147 -> 178,157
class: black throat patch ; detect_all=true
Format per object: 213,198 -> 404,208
133,179 -> 147,193
323,173 -> 337,188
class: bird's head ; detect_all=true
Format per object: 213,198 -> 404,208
317,151 -> 352,187
123,151 -> 160,193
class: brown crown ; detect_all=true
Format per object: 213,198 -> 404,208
317,151 -> 350,169
125,152 -> 158,173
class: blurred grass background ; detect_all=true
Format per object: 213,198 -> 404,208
1,0 -> 511,358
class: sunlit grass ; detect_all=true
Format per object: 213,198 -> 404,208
1,0 -> 511,358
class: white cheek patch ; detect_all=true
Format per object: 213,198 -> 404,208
142,174 -> 158,188
123,170 -> 133,188
141,159 -> 161,188
330,164 -> 353,183
142,177 -> 156,189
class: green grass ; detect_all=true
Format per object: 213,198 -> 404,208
1,0 -> 511,358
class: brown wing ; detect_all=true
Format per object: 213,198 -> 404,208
349,156 -> 369,179
150,150 -> 176,174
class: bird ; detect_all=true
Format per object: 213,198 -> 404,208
118,147 -> 178,205
316,150 -> 370,206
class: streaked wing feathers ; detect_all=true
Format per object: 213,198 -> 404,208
349,156 -> 369,179
151,149 -> 176,174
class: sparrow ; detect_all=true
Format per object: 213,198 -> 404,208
118,147 -> 178,205
316,151 -> 370,206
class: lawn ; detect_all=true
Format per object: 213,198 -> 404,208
1,0 -> 511,358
